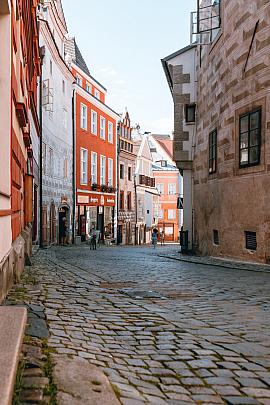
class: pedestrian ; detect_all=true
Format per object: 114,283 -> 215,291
90,228 -> 97,250
151,228 -> 158,249
160,230 -> 165,246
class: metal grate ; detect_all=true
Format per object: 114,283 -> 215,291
245,231 -> 257,251
213,229 -> 219,245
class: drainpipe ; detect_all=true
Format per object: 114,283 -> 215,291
39,47 -> 45,249
116,130 -> 120,244
72,88 -> 76,244
134,175 -> 138,245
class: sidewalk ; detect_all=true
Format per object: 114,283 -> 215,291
158,251 -> 270,273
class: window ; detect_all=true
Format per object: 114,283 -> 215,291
100,155 -> 106,185
213,230 -> 219,245
168,183 -> 176,195
91,110 -> 97,134
50,60 -> 52,75
42,142 -> 46,174
86,82 -> 91,93
127,192 -> 132,210
62,80 -> 65,94
120,191 -> 124,210
49,148 -> 53,176
94,89 -> 100,99
185,104 -> 196,123
108,122 -> 113,143
76,76 -> 82,86
245,231 -> 257,251
168,209 -> 176,220
80,148 -> 88,185
108,158 -> 113,186
239,109 -> 261,168
158,208 -> 164,219
128,166 -> 132,181
157,183 -> 164,195
209,129 -> 217,174
161,160 -> 168,167
91,152 -> 97,184
80,104 -> 87,130
100,116 -> 106,139
120,164 -> 124,179
63,158 -> 68,178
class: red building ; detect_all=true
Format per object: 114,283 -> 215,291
65,39 -> 119,241
0,0 -> 40,300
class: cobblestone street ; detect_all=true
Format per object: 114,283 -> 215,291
8,245 -> 270,404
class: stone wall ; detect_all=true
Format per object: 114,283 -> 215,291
194,0 -> 270,262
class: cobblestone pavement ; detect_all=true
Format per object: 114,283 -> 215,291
7,244 -> 270,404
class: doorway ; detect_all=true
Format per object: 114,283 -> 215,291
59,206 -> 70,244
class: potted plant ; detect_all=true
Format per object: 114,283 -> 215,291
100,184 -> 108,192
91,183 -> 98,191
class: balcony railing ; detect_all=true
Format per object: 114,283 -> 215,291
138,175 -> 155,187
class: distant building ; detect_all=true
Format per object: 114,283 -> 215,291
117,111 -> 136,245
134,133 -> 159,244
0,0 -> 40,300
65,39 -> 119,242
39,0 -> 74,246
163,0 -> 270,263
150,135 -> 182,242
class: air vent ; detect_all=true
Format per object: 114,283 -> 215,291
213,229 -> 219,245
245,231 -> 257,251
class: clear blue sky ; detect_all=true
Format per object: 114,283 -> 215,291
62,0 -> 197,134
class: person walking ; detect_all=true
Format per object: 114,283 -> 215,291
59,217 -> 67,245
160,230 -> 165,246
151,228 -> 158,249
90,228 -> 97,250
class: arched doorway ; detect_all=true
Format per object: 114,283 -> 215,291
58,204 -> 70,244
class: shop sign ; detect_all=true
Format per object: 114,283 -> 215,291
77,195 -> 89,204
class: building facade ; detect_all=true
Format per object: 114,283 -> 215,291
65,39 -> 119,242
150,135 -> 182,242
0,0 -> 40,300
39,0 -> 74,246
117,111 -> 136,245
134,133 -> 159,244
163,0 -> 270,263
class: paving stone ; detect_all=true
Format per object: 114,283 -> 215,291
223,397 -> 261,404
241,388 -> 270,398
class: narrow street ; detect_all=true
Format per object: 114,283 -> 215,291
7,245 -> 270,404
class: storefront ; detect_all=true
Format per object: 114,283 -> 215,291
76,192 -> 116,242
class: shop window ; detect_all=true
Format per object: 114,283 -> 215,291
239,109 -> 261,168
209,129 -> 217,174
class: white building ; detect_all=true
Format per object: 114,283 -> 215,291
38,0 -> 75,245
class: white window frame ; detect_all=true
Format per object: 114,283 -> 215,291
86,82 -> 91,93
100,116 -> 106,139
108,121 -> 113,143
157,183 -> 164,195
94,89 -> 100,99
80,103 -> 87,130
91,151 -> 97,184
108,158 -> 113,186
168,183 -> 176,195
76,75 -> 82,86
168,209 -> 176,220
80,148 -> 88,185
91,110 -> 97,135
100,155 -> 106,185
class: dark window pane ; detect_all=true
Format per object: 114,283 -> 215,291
185,105 -> 196,123
250,129 -> 259,147
240,115 -> 249,133
240,149 -> 248,164
249,147 -> 259,164
240,132 -> 248,149
250,112 -> 259,130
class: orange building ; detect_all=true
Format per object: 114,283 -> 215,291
65,39 -> 119,241
150,135 -> 182,242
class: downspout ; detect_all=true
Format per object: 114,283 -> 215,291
116,129 -> 120,244
39,47 -> 44,249
72,88 -> 76,244
134,175 -> 138,245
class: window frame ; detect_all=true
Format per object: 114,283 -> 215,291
108,121 -> 113,143
120,163 -> 124,180
91,151 -> 97,184
128,166 -> 132,181
239,108 -> 261,169
168,209 -> 176,220
156,183 -> 164,195
127,192 -> 132,210
94,89 -> 100,99
168,183 -> 176,195
100,155 -> 106,185
100,116 -> 106,140
86,82 -> 91,93
120,191 -> 124,210
185,104 -> 196,123
80,148 -> 88,185
80,103 -> 87,130
108,158 -> 113,186
91,110 -> 97,135
209,128 -> 217,174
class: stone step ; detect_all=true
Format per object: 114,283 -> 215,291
0,307 -> 27,405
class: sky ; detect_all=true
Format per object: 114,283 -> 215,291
62,0 -> 197,134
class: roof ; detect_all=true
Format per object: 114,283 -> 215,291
161,44 -> 197,94
65,38 -> 90,76
151,135 -> 173,160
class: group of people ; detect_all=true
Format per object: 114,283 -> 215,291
151,228 -> 165,249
